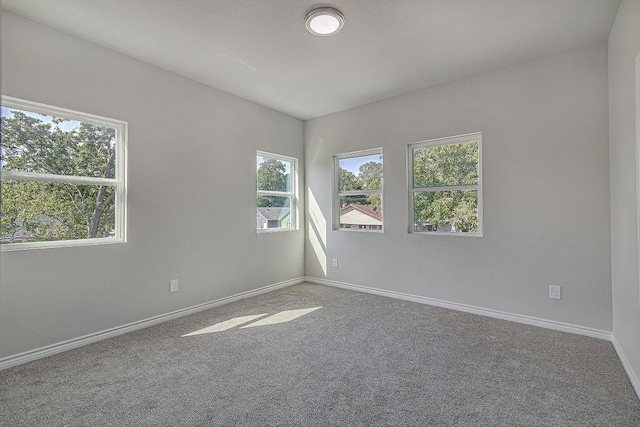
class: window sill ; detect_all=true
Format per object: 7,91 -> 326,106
335,228 -> 384,233
1,237 -> 125,252
410,231 -> 483,237
256,227 -> 297,234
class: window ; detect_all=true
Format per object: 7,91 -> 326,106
1,96 -> 127,250
256,151 -> 297,232
334,148 -> 383,231
0,98 -> 128,249
409,133 -> 482,235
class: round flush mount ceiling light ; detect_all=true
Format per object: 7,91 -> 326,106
305,7 -> 345,36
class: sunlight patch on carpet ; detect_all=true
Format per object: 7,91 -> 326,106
182,314 -> 268,336
182,307 -> 323,336
241,307 -> 323,328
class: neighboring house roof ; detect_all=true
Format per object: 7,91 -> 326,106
256,207 -> 290,221
339,204 -> 382,226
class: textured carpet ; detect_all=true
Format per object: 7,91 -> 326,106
1,283 -> 639,426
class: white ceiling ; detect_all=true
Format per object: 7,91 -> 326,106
1,0 -> 621,120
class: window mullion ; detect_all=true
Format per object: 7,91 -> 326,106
257,190 -> 293,197
338,189 -> 382,196
1,170 -> 118,186
412,184 -> 478,193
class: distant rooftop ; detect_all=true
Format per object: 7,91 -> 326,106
340,204 -> 382,221
257,207 -> 290,221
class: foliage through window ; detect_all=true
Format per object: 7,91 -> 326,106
335,149 -> 383,231
256,151 -> 296,232
1,96 -> 127,249
409,133 -> 482,235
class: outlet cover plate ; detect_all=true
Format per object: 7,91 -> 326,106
170,279 -> 179,293
549,285 -> 561,300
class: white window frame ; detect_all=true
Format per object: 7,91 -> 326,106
408,132 -> 483,237
256,151 -> 297,233
636,52 -> 640,309
334,148 -> 384,232
1,96 -> 128,251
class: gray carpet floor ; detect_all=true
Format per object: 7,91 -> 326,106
1,282 -> 639,426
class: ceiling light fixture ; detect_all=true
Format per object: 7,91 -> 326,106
305,7 -> 345,36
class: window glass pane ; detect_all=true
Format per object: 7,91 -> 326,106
1,180 -> 116,243
338,195 -> 383,230
413,190 -> 478,233
256,195 -> 291,229
413,140 -> 478,187
1,106 -> 117,179
338,153 -> 382,191
256,155 -> 291,192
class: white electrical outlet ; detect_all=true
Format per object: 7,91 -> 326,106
332,258 -> 338,268
549,285 -> 561,300
170,279 -> 179,293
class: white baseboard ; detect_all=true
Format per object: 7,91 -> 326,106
305,276 -> 612,341
612,335 -> 640,400
0,277 -> 304,371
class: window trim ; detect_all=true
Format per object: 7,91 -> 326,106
635,52 -> 640,308
407,132 -> 483,237
1,96 -> 128,251
333,147 -> 384,232
256,150 -> 298,234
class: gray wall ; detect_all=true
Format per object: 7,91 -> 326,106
609,0 -> 640,390
305,42 -> 611,331
0,7 -> 627,373
0,12 -> 304,359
